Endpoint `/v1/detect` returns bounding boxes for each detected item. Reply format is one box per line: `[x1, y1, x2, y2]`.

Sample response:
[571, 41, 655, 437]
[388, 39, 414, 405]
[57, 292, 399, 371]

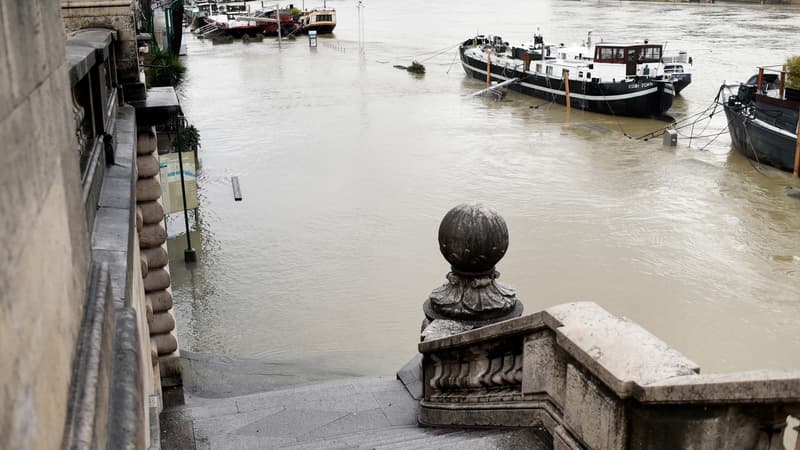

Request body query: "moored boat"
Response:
[460, 34, 675, 117]
[255, 7, 299, 36]
[189, 1, 217, 29]
[204, 1, 267, 37]
[658, 51, 692, 95]
[721, 67, 800, 173]
[299, 7, 336, 34]
[558, 32, 693, 95]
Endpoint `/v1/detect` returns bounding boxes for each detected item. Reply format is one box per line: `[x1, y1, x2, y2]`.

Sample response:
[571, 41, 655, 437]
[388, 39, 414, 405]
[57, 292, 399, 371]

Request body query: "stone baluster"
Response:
[136, 126, 180, 380]
[467, 346, 490, 389]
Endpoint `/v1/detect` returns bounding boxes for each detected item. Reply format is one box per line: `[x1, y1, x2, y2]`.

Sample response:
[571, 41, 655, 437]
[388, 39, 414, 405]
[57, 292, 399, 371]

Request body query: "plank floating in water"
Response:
[472, 78, 520, 97]
[232, 176, 242, 201]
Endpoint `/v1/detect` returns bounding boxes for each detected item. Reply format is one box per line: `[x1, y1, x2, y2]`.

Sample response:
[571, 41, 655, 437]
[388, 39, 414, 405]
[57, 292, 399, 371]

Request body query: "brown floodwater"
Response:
[169, 0, 800, 379]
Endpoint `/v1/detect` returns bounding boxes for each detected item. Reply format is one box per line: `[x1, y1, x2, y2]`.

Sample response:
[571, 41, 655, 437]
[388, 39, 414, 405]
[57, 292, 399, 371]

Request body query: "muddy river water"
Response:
[169, 0, 800, 379]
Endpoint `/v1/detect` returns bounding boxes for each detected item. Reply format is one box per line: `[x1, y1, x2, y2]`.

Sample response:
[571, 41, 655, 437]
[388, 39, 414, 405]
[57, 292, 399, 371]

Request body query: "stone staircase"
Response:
[160, 377, 548, 449]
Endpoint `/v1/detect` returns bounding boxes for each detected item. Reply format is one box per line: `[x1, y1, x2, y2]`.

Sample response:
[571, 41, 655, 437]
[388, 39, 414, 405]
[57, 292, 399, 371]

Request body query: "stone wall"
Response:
[61, 0, 141, 85]
[2, 2, 174, 448]
[0, 0, 90, 448]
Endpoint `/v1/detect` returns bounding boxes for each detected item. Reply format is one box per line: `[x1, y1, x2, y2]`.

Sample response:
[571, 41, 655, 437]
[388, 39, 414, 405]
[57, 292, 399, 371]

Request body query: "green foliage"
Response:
[287, 33, 297, 41]
[786, 55, 800, 90]
[290, 7, 301, 17]
[144, 45, 186, 88]
[175, 124, 201, 152]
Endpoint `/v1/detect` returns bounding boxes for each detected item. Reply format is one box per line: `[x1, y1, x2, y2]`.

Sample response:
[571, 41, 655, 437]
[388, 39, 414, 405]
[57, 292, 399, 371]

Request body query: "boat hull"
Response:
[460, 46, 673, 117]
[724, 100, 798, 172]
[303, 23, 336, 34]
[672, 74, 691, 95]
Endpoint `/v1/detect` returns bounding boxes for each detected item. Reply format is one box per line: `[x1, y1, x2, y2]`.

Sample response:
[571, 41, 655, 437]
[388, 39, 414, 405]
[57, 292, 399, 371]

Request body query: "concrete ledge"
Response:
[419, 312, 551, 353]
[547, 302, 699, 397]
[132, 88, 181, 127]
[65, 29, 114, 85]
[108, 307, 146, 450]
[639, 370, 800, 404]
[419, 400, 561, 429]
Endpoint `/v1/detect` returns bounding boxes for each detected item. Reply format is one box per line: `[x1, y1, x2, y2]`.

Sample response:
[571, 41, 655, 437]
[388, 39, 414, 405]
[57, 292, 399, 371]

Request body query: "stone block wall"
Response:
[0, 0, 90, 448]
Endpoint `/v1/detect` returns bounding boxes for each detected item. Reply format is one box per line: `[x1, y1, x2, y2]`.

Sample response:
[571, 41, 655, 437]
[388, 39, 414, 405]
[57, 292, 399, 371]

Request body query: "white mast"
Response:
[357, 0, 365, 54]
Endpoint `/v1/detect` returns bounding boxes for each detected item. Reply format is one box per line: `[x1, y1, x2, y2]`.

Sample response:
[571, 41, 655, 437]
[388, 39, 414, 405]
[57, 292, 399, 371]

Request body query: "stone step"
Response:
[377, 429, 508, 450]
[357, 426, 461, 448]
[161, 375, 550, 449]
[275, 427, 522, 450]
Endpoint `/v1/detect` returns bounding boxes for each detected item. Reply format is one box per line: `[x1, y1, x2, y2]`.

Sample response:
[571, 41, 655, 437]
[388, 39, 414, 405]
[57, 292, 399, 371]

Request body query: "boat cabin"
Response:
[594, 44, 663, 76]
[218, 2, 248, 19]
[197, 2, 217, 14]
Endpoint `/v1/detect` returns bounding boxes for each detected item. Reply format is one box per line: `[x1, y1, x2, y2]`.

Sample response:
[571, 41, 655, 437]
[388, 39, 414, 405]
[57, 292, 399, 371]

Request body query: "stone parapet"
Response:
[62, 97, 159, 449]
[61, 0, 141, 86]
[417, 302, 800, 449]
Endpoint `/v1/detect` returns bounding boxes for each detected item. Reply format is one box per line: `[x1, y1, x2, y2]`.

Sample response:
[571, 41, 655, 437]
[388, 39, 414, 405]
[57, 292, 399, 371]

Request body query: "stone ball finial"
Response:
[438, 203, 509, 274]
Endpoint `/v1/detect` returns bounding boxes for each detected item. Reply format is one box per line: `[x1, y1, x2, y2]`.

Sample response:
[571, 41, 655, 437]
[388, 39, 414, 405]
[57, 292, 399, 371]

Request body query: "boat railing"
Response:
[757, 65, 790, 98]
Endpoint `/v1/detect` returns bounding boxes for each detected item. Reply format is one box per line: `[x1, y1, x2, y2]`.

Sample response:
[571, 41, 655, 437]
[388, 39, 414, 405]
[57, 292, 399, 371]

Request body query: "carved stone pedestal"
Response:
[421, 203, 523, 339]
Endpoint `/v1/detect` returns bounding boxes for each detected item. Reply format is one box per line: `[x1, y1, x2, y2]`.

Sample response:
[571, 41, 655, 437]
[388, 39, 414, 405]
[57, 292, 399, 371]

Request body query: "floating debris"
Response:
[241, 33, 264, 43]
[407, 61, 425, 74]
[393, 61, 425, 75]
[785, 186, 800, 201]
[211, 35, 235, 45]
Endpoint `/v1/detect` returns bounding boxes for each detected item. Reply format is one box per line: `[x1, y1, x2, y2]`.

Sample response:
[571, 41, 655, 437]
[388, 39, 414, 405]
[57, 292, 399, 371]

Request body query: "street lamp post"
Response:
[176, 115, 196, 262]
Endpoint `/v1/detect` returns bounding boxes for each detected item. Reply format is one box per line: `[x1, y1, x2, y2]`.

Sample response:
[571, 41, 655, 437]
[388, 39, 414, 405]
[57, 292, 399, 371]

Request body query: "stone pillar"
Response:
[421, 203, 524, 340]
[136, 126, 180, 381]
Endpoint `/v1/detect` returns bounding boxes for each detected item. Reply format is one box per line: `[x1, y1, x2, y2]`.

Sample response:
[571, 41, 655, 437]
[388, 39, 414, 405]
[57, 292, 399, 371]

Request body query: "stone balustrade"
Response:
[415, 204, 800, 450]
[419, 302, 800, 449]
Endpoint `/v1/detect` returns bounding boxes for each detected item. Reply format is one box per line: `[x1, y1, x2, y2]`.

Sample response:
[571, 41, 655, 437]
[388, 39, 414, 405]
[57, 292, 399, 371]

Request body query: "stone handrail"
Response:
[418, 302, 800, 450]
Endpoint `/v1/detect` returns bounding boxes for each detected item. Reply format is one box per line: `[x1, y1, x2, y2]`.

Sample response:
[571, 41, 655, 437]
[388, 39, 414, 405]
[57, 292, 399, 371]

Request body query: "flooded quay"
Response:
[169, 0, 800, 382]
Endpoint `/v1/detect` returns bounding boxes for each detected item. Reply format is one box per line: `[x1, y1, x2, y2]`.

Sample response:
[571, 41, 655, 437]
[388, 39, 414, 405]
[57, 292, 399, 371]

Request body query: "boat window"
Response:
[536, 63, 542, 73]
[545, 66, 553, 76]
[578, 71, 583, 78]
[316, 14, 333, 22]
[586, 72, 591, 79]
[596, 47, 629, 63]
[638, 46, 662, 63]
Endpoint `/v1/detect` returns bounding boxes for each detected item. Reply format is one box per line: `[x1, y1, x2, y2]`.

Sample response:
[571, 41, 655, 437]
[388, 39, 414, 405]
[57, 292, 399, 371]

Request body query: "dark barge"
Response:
[459, 35, 675, 118]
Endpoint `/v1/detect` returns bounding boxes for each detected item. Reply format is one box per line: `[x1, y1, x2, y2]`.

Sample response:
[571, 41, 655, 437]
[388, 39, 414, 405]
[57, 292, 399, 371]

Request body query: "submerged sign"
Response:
[159, 152, 199, 214]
